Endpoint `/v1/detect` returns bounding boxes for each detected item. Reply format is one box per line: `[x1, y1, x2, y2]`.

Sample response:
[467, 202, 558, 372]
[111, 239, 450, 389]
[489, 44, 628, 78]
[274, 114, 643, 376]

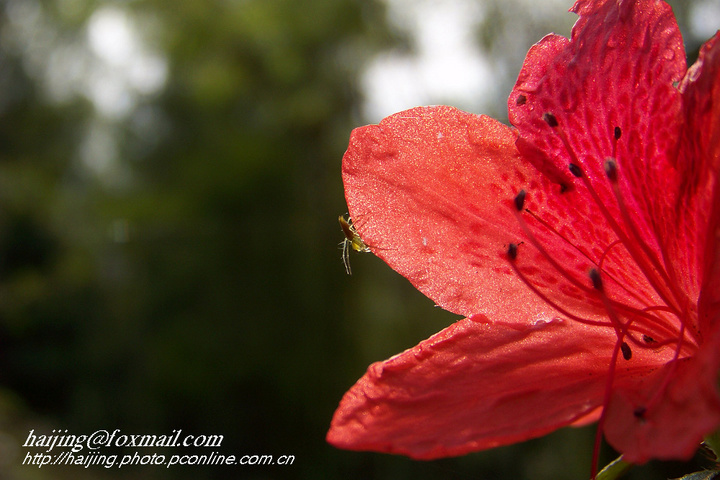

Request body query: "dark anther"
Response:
[642, 335, 656, 344]
[604, 158, 618, 182]
[543, 112, 559, 127]
[589, 268, 603, 291]
[514, 190, 526, 211]
[508, 243, 518, 261]
[568, 163, 583, 178]
[621, 341, 632, 360]
[516, 95, 527, 105]
[633, 406, 647, 419]
[614, 126, 622, 140]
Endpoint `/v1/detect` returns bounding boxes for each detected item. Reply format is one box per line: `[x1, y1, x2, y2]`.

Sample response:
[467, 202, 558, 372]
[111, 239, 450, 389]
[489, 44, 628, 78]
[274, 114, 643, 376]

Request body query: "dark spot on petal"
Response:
[516, 95, 527, 105]
[604, 158, 618, 182]
[508, 243, 518, 261]
[621, 341, 632, 360]
[614, 126, 622, 140]
[642, 335, 656, 344]
[589, 268, 603, 291]
[568, 163, 583, 178]
[633, 406, 647, 419]
[514, 190, 526, 211]
[543, 112, 559, 127]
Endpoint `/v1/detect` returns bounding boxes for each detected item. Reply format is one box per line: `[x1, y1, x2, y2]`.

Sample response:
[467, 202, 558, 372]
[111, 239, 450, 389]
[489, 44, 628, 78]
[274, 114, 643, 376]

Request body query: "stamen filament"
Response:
[527, 213, 674, 330]
[513, 207, 599, 300]
[507, 116, 699, 480]
[591, 335, 626, 480]
[577, 170, 683, 321]
[521, 207, 685, 342]
[640, 307, 691, 415]
[590, 268, 635, 480]
[506, 246, 614, 328]
[547, 122, 681, 318]
[509, 247, 680, 344]
[605, 163, 692, 338]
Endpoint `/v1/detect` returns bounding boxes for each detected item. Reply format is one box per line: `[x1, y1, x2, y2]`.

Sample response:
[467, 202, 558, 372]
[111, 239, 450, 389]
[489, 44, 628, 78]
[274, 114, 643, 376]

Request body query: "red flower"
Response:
[328, 0, 720, 472]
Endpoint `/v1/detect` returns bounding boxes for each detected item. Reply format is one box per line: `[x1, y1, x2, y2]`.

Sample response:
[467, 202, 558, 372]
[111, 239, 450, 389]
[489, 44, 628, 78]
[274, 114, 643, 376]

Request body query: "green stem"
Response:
[595, 455, 632, 480]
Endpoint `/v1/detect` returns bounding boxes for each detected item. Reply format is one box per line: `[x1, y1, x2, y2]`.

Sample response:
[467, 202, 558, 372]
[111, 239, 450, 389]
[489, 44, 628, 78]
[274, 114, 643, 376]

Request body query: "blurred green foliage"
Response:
[0, 0, 713, 479]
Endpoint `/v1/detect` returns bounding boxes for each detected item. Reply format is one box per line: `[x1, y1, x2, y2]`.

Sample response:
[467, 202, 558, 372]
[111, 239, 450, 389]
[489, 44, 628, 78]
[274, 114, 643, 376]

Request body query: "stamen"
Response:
[604, 158, 618, 183]
[603, 159, 690, 329]
[598, 244, 687, 347]
[506, 113, 699, 479]
[528, 214, 665, 331]
[568, 163, 583, 178]
[507, 243, 518, 260]
[637, 314, 690, 417]
[589, 268, 603, 292]
[572, 158, 684, 327]
[612, 127, 621, 158]
[588, 269, 629, 342]
[621, 341, 632, 360]
[540, 117, 682, 320]
[511, 197, 676, 342]
[509, 249, 673, 342]
[512, 197, 600, 299]
[633, 406, 647, 419]
[591, 336, 626, 479]
[618, 310, 683, 352]
[587, 261, 636, 480]
[543, 112, 559, 127]
[518, 193, 686, 351]
[506, 245, 613, 329]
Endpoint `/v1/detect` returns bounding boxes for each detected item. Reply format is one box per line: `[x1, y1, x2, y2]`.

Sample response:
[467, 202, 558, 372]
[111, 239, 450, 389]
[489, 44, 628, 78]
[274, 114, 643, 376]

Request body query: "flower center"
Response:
[504, 112, 698, 477]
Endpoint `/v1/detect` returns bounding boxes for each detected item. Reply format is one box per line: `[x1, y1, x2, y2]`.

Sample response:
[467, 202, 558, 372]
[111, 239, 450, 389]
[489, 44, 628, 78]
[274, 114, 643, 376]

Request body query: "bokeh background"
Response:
[0, 0, 716, 479]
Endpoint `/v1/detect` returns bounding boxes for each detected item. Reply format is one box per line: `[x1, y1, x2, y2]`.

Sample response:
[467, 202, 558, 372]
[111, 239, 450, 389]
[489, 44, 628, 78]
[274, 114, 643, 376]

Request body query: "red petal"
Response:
[510, 0, 686, 181]
[342, 106, 553, 320]
[342, 106, 666, 330]
[509, 0, 686, 185]
[604, 325, 720, 463]
[676, 32, 720, 334]
[508, 0, 686, 311]
[327, 316, 668, 459]
[601, 34, 720, 462]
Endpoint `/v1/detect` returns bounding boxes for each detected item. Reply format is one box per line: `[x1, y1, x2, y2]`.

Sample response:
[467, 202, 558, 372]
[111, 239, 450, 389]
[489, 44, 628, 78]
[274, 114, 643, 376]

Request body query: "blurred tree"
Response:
[0, 0, 398, 478]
